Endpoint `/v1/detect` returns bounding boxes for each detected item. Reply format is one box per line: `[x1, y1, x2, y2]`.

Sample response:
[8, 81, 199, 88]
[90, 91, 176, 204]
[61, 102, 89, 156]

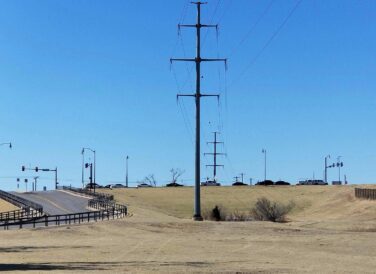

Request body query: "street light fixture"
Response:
[0, 142, 12, 149]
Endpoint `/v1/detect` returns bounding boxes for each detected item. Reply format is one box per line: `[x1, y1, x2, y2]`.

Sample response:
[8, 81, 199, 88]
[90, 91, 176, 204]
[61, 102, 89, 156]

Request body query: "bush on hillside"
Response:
[251, 197, 294, 222]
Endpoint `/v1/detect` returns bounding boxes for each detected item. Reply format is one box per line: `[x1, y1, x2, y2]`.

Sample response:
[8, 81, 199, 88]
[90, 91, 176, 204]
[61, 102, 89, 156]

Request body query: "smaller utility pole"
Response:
[324, 155, 330, 184]
[240, 173, 245, 184]
[262, 149, 267, 181]
[205, 132, 225, 184]
[126, 155, 129, 188]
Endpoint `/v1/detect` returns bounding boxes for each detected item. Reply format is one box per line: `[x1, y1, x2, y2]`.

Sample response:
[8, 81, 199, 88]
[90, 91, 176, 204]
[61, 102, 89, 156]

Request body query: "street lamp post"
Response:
[33, 176, 39, 191]
[85, 162, 94, 193]
[324, 155, 330, 184]
[81, 149, 85, 188]
[126, 156, 129, 188]
[262, 149, 267, 181]
[82, 148, 96, 186]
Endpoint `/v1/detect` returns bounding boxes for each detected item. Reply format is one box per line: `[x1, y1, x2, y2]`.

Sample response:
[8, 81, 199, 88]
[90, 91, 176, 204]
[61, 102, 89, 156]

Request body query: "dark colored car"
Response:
[274, 180, 290, 185]
[85, 183, 102, 189]
[232, 182, 248, 186]
[166, 182, 184, 187]
[256, 180, 274, 186]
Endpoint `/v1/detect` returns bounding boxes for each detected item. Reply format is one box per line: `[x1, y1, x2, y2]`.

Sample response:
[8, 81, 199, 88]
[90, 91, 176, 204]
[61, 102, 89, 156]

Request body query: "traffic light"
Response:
[24, 179, 28, 183]
[35, 167, 39, 172]
[16, 178, 20, 182]
[85, 163, 89, 168]
[22, 166, 25, 171]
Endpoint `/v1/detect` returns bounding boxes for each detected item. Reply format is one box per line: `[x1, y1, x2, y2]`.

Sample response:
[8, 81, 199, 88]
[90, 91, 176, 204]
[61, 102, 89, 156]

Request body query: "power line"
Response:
[228, 0, 276, 58]
[229, 0, 303, 88]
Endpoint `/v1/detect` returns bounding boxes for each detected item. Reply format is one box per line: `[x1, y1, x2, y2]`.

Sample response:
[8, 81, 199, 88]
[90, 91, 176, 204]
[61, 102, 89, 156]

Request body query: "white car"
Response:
[137, 183, 153, 188]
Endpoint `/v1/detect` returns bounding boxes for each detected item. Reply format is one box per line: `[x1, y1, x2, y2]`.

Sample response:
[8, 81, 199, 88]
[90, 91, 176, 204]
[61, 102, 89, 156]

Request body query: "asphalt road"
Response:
[11, 190, 91, 215]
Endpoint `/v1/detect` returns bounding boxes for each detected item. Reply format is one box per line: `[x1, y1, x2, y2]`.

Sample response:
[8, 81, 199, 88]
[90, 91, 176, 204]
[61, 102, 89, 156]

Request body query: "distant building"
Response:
[332, 181, 342, 185]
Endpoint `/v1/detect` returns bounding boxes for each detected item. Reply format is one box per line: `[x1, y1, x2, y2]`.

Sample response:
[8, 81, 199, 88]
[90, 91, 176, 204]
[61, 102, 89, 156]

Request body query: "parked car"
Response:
[85, 183, 102, 189]
[166, 182, 184, 187]
[256, 180, 274, 186]
[112, 183, 126, 188]
[274, 180, 290, 185]
[201, 180, 221, 186]
[232, 182, 248, 186]
[137, 183, 153, 188]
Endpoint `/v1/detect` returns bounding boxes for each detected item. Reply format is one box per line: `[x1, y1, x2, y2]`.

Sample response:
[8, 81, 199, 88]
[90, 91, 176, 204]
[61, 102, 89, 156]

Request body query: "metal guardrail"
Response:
[0, 190, 43, 213]
[1, 209, 126, 230]
[0, 208, 43, 222]
[0, 188, 127, 230]
[355, 188, 376, 200]
[60, 186, 114, 201]
[88, 199, 127, 214]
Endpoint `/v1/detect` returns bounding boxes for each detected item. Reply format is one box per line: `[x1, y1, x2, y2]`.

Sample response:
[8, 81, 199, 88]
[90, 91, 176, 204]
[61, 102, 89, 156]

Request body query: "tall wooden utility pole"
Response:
[171, 1, 227, 221]
[205, 132, 224, 184]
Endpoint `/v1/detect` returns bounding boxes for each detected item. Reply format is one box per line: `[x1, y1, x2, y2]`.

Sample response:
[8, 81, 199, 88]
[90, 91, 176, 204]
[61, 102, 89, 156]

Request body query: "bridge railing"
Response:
[0, 190, 43, 213]
[0, 208, 43, 223]
[59, 186, 114, 201]
[88, 199, 127, 215]
[1, 208, 126, 230]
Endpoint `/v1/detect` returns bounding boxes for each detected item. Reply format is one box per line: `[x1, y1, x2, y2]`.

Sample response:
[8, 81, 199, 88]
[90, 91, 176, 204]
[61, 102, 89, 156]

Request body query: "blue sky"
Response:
[1, 0, 375, 190]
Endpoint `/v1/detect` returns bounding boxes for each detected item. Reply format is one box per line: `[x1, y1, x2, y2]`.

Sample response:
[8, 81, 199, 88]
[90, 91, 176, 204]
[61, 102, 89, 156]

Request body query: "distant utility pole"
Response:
[125, 155, 129, 188]
[33, 176, 39, 192]
[204, 132, 225, 184]
[324, 155, 330, 184]
[240, 173, 245, 184]
[171, 1, 227, 221]
[262, 149, 267, 181]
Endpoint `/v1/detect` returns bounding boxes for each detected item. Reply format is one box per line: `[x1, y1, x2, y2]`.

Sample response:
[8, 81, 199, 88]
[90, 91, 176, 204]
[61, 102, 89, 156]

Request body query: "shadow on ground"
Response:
[0, 261, 214, 271]
[0, 246, 92, 253]
[0, 262, 110, 271]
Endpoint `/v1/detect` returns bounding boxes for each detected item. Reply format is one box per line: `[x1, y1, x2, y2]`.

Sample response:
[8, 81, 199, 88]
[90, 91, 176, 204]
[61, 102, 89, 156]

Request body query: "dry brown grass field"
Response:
[0, 198, 19, 212]
[0, 185, 375, 273]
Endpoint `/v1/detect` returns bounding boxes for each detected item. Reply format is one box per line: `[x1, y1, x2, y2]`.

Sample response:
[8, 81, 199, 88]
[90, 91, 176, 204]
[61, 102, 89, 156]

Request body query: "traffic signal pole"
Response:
[21, 166, 58, 189]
